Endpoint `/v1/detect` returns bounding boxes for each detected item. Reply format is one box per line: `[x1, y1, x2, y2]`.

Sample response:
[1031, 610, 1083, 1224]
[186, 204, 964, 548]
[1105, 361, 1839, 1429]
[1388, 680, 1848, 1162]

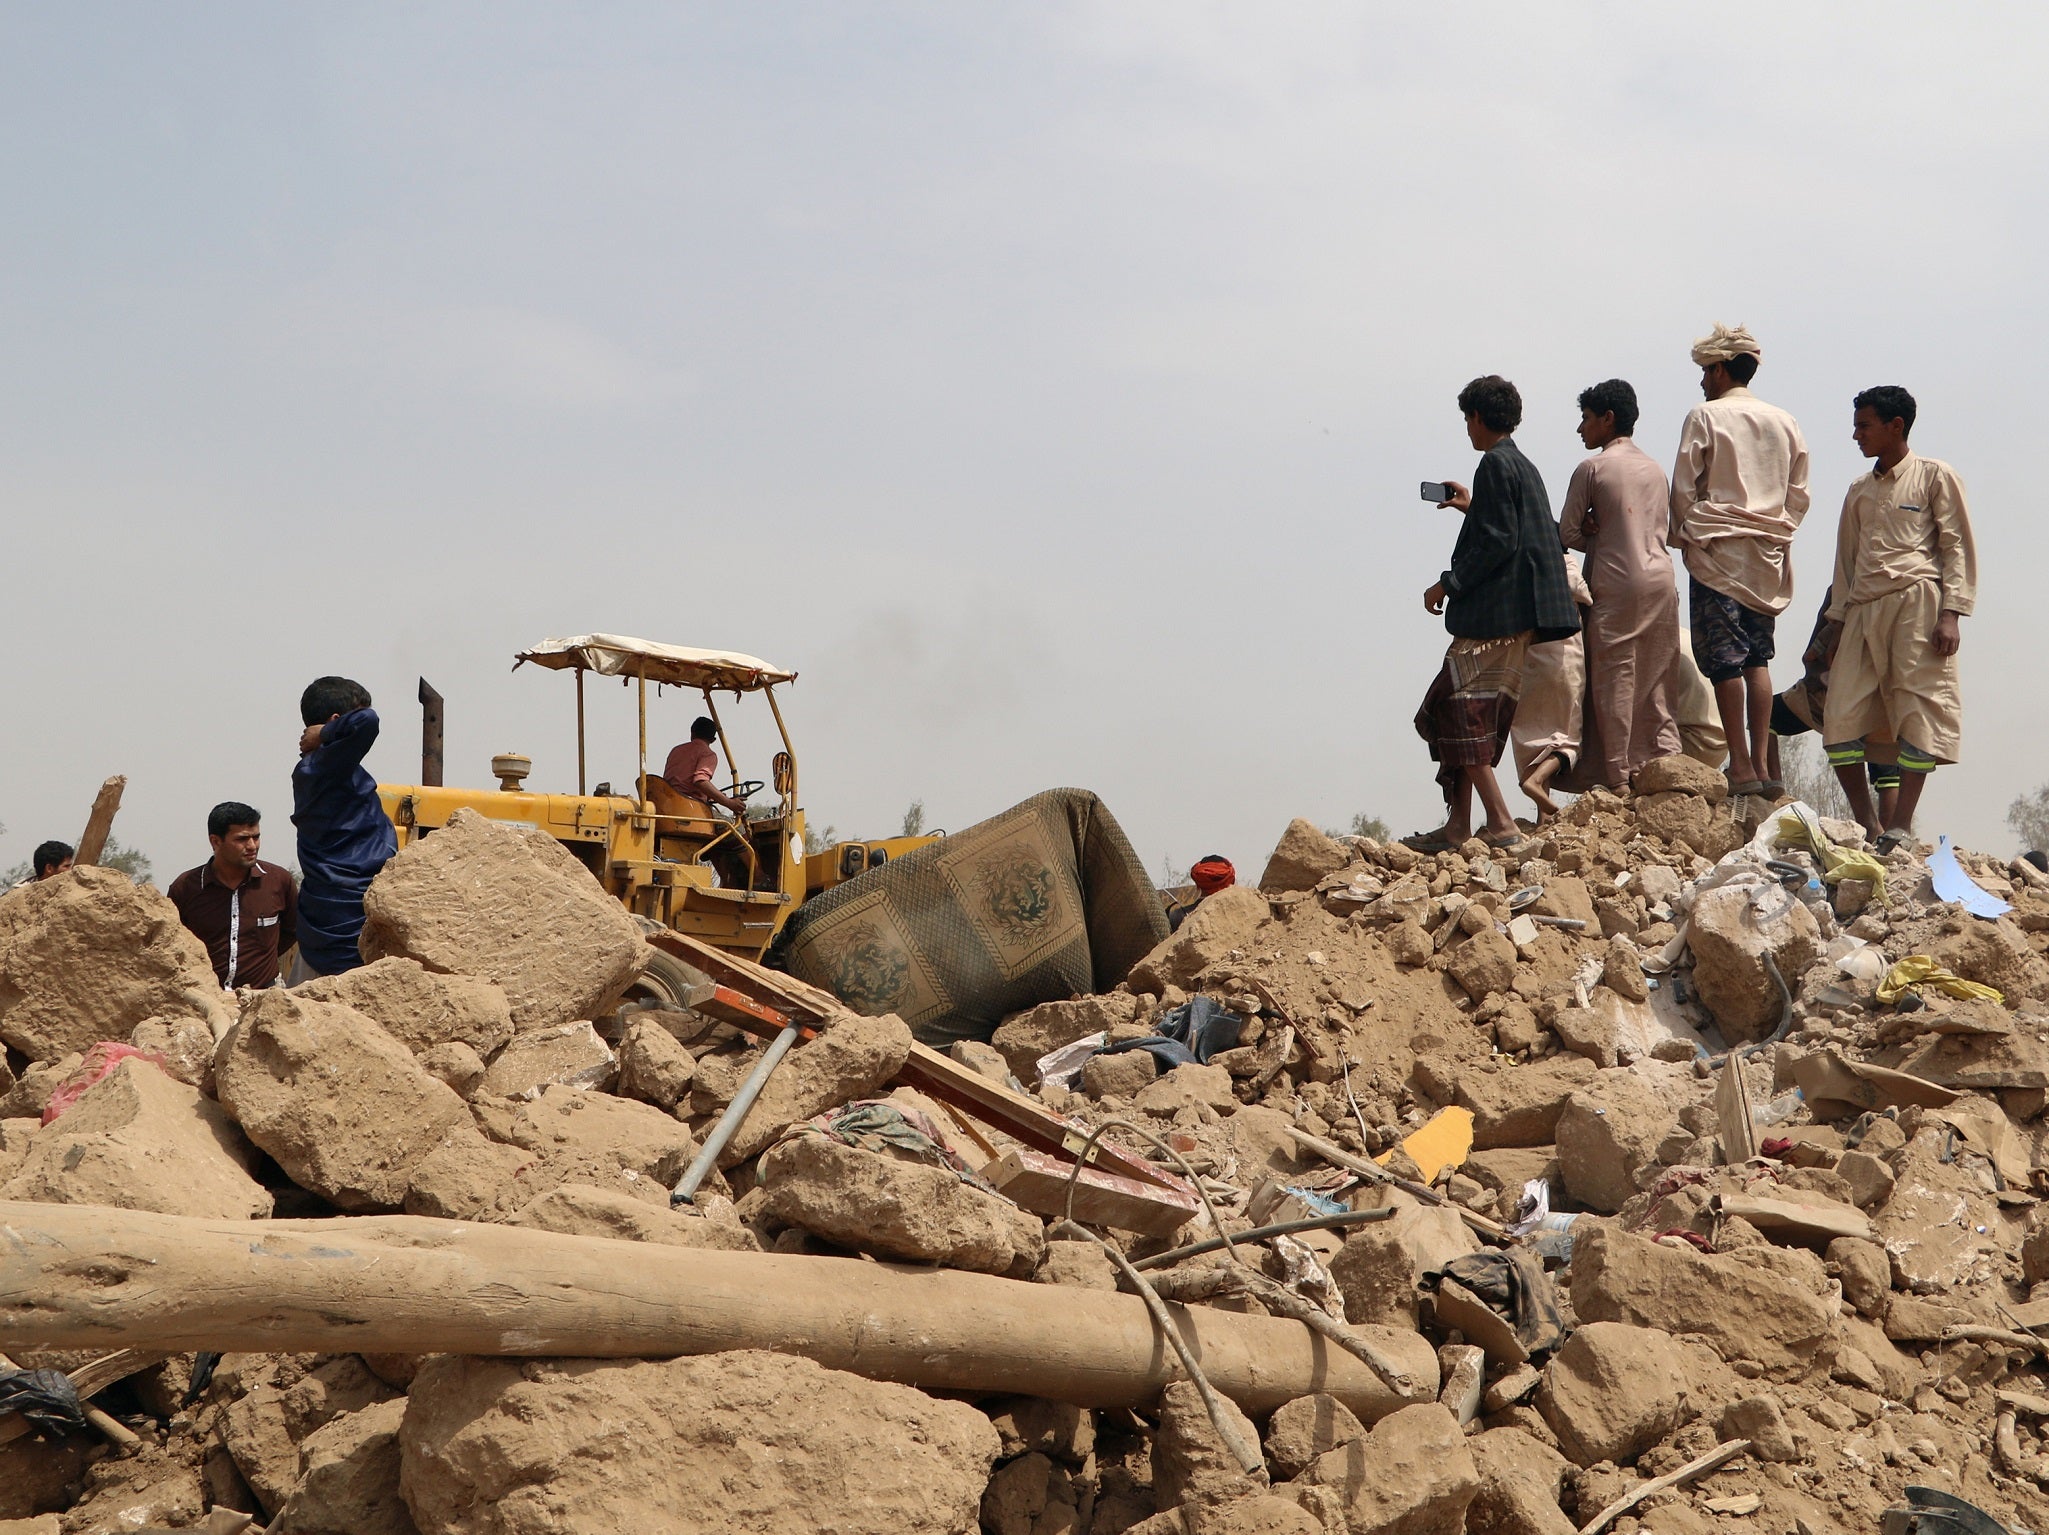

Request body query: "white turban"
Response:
[1691, 323, 1762, 367]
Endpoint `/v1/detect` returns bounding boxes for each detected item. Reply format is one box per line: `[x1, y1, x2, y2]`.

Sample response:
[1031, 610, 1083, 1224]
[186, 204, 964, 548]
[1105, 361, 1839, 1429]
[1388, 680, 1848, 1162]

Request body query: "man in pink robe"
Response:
[1558, 378, 1683, 789]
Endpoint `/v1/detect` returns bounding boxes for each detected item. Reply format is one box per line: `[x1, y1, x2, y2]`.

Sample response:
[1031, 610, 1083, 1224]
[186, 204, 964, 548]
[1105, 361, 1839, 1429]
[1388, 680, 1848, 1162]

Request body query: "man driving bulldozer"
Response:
[663, 717, 749, 816]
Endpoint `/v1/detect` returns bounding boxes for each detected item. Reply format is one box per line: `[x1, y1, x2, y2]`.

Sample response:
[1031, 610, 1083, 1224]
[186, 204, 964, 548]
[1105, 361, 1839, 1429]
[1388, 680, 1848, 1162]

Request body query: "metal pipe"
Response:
[764, 684, 796, 815]
[1132, 1204, 1398, 1271]
[418, 678, 444, 787]
[575, 669, 587, 795]
[700, 689, 759, 889]
[636, 665, 648, 808]
[671, 1022, 803, 1204]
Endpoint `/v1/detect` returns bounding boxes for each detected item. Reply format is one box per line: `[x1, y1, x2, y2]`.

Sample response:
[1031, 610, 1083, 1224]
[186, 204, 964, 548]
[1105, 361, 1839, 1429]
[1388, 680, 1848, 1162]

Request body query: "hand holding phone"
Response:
[1420, 481, 1451, 504]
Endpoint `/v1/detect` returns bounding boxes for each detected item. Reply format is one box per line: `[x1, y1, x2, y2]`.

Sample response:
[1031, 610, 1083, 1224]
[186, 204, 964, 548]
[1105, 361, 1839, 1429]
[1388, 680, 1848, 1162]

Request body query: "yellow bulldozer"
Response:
[377, 634, 937, 1004]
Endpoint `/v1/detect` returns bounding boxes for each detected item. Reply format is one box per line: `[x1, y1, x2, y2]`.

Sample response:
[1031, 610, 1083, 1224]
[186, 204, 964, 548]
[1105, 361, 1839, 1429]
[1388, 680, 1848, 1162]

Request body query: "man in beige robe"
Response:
[1822, 385, 1976, 851]
[1669, 324, 1810, 798]
[1513, 555, 1594, 818]
[1559, 378, 1682, 788]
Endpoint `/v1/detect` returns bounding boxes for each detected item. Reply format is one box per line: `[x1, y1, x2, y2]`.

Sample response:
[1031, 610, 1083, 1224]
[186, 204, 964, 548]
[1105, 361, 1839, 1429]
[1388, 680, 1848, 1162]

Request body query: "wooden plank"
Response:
[73, 775, 127, 867]
[983, 1147, 1200, 1238]
[1714, 1053, 1758, 1164]
[647, 928, 840, 1025]
[895, 1041, 1191, 1195]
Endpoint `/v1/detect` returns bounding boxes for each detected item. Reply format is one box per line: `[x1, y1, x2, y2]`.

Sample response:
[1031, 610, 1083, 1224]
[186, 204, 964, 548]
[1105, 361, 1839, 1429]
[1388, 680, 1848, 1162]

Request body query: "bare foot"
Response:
[1520, 774, 1559, 819]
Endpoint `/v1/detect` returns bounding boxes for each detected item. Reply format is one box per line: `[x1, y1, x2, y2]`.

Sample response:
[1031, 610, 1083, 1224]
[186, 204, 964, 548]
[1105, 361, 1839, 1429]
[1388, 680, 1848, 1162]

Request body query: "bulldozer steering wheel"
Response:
[725, 779, 767, 802]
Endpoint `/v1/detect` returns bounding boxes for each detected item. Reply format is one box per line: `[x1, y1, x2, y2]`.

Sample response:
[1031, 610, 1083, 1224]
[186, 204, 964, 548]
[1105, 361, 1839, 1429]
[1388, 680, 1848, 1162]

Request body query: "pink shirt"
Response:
[663, 739, 720, 796]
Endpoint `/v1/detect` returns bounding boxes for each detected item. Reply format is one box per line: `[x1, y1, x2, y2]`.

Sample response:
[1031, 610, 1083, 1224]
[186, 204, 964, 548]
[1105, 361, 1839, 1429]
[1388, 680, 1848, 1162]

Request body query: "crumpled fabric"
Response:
[1096, 995, 1244, 1071]
[1771, 804, 1890, 901]
[1876, 955, 2003, 1005]
[1690, 321, 1762, 365]
[0, 1368, 88, 1440]
[1434, 1249, 1564, 1357]
[781, 1099, 998, 1193]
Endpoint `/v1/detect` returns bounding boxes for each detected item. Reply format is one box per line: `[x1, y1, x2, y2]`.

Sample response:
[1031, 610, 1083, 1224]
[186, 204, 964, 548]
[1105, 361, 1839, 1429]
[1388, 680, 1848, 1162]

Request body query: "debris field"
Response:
[3, 769, 2049, 1534]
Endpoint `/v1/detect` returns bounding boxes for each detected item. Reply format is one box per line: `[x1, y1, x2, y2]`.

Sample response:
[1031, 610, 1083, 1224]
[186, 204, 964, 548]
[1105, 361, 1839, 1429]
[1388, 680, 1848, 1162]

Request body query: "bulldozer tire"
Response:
[626, 947, 712, 1009]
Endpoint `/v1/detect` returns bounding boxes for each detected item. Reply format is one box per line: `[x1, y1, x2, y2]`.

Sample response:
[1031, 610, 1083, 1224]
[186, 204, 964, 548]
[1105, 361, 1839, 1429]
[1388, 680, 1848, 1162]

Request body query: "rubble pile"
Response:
[4, 760, 2049, 1533]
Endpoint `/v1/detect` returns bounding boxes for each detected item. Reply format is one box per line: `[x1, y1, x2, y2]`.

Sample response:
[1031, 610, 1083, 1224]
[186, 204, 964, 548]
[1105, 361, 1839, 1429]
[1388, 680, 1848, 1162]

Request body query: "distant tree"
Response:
[803, 822, 840, 856]
[1159, 853, 1189, 888]
[2010, 784, 2049, 853]
[1327, 812, 1392, 842]
[901, 799, 926, 838]
[0, 860, 24, 887]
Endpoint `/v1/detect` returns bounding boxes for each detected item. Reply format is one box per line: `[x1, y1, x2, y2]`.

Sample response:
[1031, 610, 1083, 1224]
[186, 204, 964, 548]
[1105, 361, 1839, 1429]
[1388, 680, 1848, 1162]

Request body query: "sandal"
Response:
[1757, 779, 1785, 799]
[1874, 829, 1909, 855]
[1400, 830, 1459, 854]
[1727, 779, 1766, 798]
[1481, 827, 1532, 851]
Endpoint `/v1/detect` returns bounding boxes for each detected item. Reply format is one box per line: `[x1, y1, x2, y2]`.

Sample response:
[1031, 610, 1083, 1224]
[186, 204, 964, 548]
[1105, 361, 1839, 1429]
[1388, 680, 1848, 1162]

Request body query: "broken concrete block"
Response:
[1835, 1148, 1897, 1210]
[1569, 1223, 1839, 1380]
[1601, 936, 1650, 1004]
[759, 1132, 1043, 1275]
[1262, 1392, 1365, 1481]
[981, 1452, 1084, 1535]
[509, 1183, 758, 1251]
[1125, 886, 1269, 995]
[1080, 1048, 1157, 1100]
[417, 1040, 486, 1097]
[990, 993, 1143, 1081]
[984, 1397, 1095, 1464]
[1465, 1425, 1574, 1535]
[614, 1018, 697, 1108]
[1456, 1055, 1596, 1150]
[0, 865, 230, 1061]
[1152, 1379, 1262, 1514]
[473, 1084, 695, 1187]
[128, 1013, 218, 1091]
[718, 1011, 913, 1167]
[1260, 819, 1351, 893]
[948, 1038, 1015, 1085]
[1446, 928, 1518, 1002]
[1828, 1236, 1892, 1317]
[398, 1350, 999, 1535]
[216, 989, 470, 1212]
[1687, 882, 1820, 1042]
[1537, 1321, 1693, 1466]
[1553, 1062, 1694, 1213]
[1635, 791, 1712, 851]
[400, 1128, 535, 1221]
[1133, 1062, 1235, 1115]
[270, 1398, 414, 1535]
[477, 1021, 617, 1100]
[1300, 1402, 1479, 1535]
[1632, 753, 1727, 804]
[1718, 1394, 1799, 1463]
[297, 955, 514, 1059]
[1037, 1239, 1119, 1291]
[0, 1056, 270, 1219]
[1873, 1132, 2006, 1294]
[1329, 1203, 1478, 1329]
[359, 807, 648, 1033]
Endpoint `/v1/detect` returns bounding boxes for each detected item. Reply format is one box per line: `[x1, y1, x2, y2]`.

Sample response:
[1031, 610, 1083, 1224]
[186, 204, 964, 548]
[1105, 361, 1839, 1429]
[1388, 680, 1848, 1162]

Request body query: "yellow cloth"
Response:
[1771, 805, 1891, 900]
[1690, 322, 1762, 365]
[1876, 954, 2002, 1005]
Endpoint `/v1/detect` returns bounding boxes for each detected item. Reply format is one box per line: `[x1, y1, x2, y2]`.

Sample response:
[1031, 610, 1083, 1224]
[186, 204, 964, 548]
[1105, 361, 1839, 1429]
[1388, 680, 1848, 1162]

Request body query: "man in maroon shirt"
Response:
[168, 802, 299, 990]
[662, 717, 749, 815]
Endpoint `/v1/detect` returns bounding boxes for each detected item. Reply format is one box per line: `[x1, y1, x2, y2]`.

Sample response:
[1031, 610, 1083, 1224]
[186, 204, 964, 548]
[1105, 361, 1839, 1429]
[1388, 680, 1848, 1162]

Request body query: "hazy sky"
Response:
[4, 3, 2045, 887]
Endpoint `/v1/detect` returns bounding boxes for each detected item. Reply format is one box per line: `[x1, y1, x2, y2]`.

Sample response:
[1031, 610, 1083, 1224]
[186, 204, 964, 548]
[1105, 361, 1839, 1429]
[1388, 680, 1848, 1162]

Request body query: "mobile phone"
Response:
[1421, 481, 1451, 503]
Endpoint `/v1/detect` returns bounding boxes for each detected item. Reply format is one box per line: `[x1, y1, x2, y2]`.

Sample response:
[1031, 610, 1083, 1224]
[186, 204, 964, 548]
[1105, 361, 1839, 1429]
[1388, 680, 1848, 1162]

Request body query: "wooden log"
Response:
[73, 776, 127, 867]
[0, 1202, 1436, 1421]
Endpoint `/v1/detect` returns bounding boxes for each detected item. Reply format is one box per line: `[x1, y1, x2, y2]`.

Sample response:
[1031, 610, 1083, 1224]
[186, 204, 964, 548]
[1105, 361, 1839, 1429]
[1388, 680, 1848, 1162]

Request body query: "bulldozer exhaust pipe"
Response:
[419, 677, 444, 787]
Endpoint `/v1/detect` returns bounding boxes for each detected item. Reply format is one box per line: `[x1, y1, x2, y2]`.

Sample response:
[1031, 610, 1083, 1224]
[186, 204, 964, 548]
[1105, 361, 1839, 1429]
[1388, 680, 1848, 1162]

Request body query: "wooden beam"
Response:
[74, 776, 127, 867]
[982, 1147, 1199, 1237]
[0, 1202, 1435, 1422]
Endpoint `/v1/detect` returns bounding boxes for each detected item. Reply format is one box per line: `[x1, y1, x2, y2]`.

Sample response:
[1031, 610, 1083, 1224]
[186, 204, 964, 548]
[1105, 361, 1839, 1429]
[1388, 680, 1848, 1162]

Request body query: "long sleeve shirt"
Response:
[1440, 437, 1582, 643]
[1667, 387, 1811, 615]
[291, 707, 399, 974]
[1559, 437, 1675, 603]
[1824, 452, 1977, 620]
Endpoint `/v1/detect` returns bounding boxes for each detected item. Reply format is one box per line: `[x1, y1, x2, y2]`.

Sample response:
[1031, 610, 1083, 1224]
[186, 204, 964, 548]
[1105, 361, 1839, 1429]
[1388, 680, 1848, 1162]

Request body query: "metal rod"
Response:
[418, 678, 444, 787]
[1133, 1205, 1397, 1271]
[671, 1022, 802, 1204]
[575, 669, 587, 795]
[636, 665, 648, 807]
[764, 684, 796, 813]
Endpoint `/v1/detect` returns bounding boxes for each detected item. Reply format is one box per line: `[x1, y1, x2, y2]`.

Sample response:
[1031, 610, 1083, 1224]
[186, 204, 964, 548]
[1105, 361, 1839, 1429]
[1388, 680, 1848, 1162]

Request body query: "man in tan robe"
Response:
[1559, 378, 1682, 789]
[1513, 554, 1594, 818]
[1669, 324, 1810, 798]
[1822, 385, 1976, 851]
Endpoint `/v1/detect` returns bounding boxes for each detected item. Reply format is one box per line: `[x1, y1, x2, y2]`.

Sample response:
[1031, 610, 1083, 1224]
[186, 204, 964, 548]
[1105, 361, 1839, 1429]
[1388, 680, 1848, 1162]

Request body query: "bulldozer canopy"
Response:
[515, 634, 798, 692]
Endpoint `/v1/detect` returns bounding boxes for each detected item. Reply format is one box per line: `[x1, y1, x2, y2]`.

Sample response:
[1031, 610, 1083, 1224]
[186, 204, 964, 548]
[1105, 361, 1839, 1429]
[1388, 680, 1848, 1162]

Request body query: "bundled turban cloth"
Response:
[1690, 322, 1762, 367]
[1190, 856, 1236, 896]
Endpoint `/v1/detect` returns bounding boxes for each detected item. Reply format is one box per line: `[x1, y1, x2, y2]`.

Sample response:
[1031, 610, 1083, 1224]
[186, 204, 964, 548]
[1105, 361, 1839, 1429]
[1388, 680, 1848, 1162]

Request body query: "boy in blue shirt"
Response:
[288, 676, 399, 983]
